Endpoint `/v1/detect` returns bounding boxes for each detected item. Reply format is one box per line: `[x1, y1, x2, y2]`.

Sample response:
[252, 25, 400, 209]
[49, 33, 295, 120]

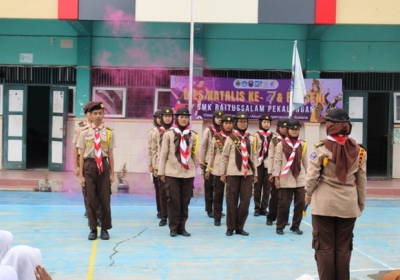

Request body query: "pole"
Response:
[188, 0, 195, 119]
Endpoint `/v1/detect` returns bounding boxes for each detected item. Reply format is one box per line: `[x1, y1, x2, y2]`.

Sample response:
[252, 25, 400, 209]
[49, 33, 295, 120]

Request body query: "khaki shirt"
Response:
[157, 130, 198, 178]
[220, 134, 258, 177]
[200, 127, 215, 167]
[272, 140, 308, 188]
[72, 119, 89, 144]
[254, 131, 275, 168]
[147, 128, 157, 167]
[76, 125, 116, 158]
[154, 128, 165, 169]
[205, 135, 226, 176]
[305, 142, 367, 218]
[267, 135, 281, 172]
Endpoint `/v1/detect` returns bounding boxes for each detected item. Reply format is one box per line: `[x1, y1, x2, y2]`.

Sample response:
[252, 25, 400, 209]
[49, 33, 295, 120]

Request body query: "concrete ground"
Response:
[0, 191, 399, 280]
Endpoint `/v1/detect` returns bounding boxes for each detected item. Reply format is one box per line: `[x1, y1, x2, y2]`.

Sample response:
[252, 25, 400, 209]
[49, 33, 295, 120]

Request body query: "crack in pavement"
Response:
[108, 227, 148, 267]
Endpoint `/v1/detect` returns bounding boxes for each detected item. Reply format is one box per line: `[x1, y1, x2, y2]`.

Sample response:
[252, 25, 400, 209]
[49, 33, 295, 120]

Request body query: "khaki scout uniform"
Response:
[205, 133, 227, 222]
[77, 125, 116, 231]
[148, 127, 161, 216]
[154, 128, 168, 219]
[272, 140, 307, 231]
[266, 134, 281, 223]
[220, 134, 258, 232]
[200, 126, 218, 215]
[253, 131, 275, 215]
[158, 129, 198, 232]
[305, 142, 367, 280]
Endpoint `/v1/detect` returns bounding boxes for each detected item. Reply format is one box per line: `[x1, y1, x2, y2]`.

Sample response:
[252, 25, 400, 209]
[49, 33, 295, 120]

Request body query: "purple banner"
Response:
[170, 76, 342, 122]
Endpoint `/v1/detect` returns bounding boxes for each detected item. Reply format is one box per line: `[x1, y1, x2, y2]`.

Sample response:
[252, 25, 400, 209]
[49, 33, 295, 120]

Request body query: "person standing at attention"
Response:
[148, 109, 162, 219]
[200, 110, 224, 218]
[158, 107, 198, 237]
[77, 102, 116, 240]
[205, 114, 234, 226]
[253, 114, 274, 217]
[220, 112, 257, 236]
[305, 108, 366, 280]
[272, 119, 307, 235]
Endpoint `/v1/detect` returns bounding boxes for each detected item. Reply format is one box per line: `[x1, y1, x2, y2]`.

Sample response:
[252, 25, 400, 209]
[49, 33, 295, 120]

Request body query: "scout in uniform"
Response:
[305, 108, 367, 280]
[72, 101, 94, 217]
[200, 110, 224, 218]
[158, 107, 198, 237]
[272, 119, 307, 235]
[153, 107, 174, 227]
[220, 112, 257, 236]
[148, 109, 162, 219]
[266, 118, 288, 225]
[253, 114, 274, 217]
[77, 102, 116, 240]
[205, 114, 233, 226]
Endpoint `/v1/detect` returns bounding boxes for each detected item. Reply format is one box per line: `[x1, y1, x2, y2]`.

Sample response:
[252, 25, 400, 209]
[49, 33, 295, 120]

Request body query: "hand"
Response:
[79, 176, 85, 186]
[74, 167, 80, 177]
[268, 174, 273, 182]
[305, 194, 312, 204]
[110, 173, 114, 183]
[200, 164, 207, 171]
[253, 176, 258, 184]
[160, 175, 166, 182]
[35, 265, 53, 280]
[149, 166, 154, 173]
[205, 171, 210, 180]
[153, 169, 158, 177]
[220, 175, 226, 183]
[274, 177, 280, 188]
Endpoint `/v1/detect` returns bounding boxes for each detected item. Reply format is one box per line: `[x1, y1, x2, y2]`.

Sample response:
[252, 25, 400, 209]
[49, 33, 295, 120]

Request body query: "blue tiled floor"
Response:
[0, 191, 399, 279]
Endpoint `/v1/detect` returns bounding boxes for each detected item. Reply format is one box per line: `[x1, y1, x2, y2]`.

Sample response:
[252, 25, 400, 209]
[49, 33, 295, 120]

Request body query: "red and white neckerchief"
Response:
[173, 126, 191, 170]
[159, 126, 166, 133]
[327, 134, 347, 145]
[233, 130, 249, 178]
[280, 137, 301, 178]
[92, 123, 105, 173]
[210, 125, 217, 135]
[258, 130, 271, 162]
[277, 134, 283, 141]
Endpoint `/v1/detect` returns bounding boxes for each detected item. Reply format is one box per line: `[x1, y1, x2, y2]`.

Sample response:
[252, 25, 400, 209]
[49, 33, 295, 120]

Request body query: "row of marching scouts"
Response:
[148, 107, 307, 237]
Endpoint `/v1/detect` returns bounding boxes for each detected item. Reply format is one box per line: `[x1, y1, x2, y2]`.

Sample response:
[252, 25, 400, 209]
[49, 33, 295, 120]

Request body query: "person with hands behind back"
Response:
[157, 107, 198, 237]
[272, 119, 307, 235]
[77, 102, 116, 241]
[220, 112, 257, 237]
[305, 108, 367, 280]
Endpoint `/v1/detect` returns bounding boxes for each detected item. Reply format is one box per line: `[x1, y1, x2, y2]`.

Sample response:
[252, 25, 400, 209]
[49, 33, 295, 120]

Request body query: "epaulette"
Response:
[78, 121, 85, 127]
[106, 127, 113, 131]
[82, 127, 89, 131]
[191, 130, 198, 134]
[315, 141, 324, 148]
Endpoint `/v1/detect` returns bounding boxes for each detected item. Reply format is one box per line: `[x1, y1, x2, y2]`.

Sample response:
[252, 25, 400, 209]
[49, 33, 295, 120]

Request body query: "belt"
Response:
[84, 157, 108, 161]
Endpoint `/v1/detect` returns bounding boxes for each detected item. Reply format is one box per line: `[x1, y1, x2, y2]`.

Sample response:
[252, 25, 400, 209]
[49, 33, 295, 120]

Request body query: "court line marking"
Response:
[87, 235, 98, 280]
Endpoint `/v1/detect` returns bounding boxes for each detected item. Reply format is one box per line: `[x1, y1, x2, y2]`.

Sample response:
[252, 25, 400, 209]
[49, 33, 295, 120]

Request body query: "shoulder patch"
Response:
[106, 127, 113, 131]
[309, 152, 317, 160]
[315, 141, 324, 148]
[78, 121, 85, 127]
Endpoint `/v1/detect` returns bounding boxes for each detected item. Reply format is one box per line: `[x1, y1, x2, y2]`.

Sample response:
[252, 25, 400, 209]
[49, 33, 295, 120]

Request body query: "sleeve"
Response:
[150, 130, 159, 168]
[267, 140, 275, 172]
[72, 125, 80, 144]
[355, 151, 367, 212]
[108, 130, 116, 149]
[255, 133, 261, 162]
[220, 138, 231, 175]
[305, 146, 323, 196]
[147, 130, 153, 167]
[191, 132, 198, 163]
[199, 128, 210, 166]
[302, 142, 308, 172]
[205, 138, 216, 172]
[157, 132, 170, 176]
[76, 130, 86, 150]
[272, 142, 283, 177]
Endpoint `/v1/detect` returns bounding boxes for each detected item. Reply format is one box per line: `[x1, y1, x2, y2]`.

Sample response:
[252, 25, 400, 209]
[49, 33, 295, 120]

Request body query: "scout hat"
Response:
[324, 108, 350, 123]
[233, 111, 249, 119]
[153, 109, 162, 118]
[83, 101, 96, 114]
[87, 102, 104, 113]
[277, 118, 288, 127]
[220, 114, 233, 123]
[174, 107, 191, 116]
[160, 107, 174, 115]
[212, 110, 224, 118]
[286, 119, 302, 130]
[259, 114, 272, 121]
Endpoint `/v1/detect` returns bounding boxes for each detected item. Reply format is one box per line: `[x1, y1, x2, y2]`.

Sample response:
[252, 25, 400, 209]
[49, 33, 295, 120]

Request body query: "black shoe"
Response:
[100, 229, 110, 240]
[97, 218, 102, 227]
[207, 211, 214, 218]
[276, 229, 284, 235]
[159, 218, 167, 227]
[214, 220, 221, 226]
[178, 230, 191, 237]
[266, 220, 273, 226]
[221, 212, 226, 217]
[286, 222, 291, 226]
[88, 230, 97, 240]
[170, 230, 178, 237]
[235, 229, 249, 236]
[226, 229, 234, 236]
[260, 211, 268, 216]
[290, 228, 303, 235]
[157, 213, 162, 219]
[254, 211, 260, 217]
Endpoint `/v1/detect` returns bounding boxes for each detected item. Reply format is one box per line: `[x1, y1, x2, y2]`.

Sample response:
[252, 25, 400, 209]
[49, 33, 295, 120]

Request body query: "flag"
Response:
[288, 40, 307, 118]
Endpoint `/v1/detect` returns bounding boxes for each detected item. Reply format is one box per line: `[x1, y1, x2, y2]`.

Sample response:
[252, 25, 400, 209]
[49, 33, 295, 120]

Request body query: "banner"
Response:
[170, 76, 343, 122]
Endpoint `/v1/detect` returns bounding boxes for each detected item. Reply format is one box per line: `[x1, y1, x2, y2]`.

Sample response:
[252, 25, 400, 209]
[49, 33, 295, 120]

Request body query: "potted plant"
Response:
[39, 171, 52, 192]
[117, 163, 129, 194]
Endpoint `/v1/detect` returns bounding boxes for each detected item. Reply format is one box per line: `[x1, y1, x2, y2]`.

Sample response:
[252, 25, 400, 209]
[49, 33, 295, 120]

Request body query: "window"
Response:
[92, 87, 127, 118]
[394, 93, 400, 123]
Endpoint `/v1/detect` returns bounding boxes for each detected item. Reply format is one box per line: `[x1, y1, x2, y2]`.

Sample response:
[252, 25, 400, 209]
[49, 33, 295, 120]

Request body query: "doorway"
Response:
[367, 92, 389, 177]
[26, 86, 50, 169]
